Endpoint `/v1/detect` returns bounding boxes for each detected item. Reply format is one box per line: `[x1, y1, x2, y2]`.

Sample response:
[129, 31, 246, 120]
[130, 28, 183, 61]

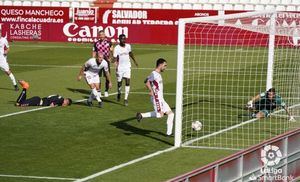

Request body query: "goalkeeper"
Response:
[246, 88, 295, 121]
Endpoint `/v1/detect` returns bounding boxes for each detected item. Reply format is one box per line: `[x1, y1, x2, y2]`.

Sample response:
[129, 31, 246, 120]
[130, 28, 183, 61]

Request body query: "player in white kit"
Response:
[77, 53, 112, 108]
[113, 34, 138, 106]
[0, 29, 18, 91]
[136, 58, 174, 136]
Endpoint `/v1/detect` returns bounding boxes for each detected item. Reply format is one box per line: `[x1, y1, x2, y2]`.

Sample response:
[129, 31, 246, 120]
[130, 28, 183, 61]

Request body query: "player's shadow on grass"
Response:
[111, 117, 173, 146]
[67, 88, 90, 95]
[0, 87, 14, 91]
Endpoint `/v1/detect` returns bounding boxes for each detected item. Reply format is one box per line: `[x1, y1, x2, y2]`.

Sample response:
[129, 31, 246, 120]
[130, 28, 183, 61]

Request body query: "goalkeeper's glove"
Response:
[247, 100, 253, 108]
[289, 116, 296, 122]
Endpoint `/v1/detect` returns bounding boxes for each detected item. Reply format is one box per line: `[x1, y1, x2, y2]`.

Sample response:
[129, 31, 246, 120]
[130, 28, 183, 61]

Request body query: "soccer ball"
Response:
[192, 121, 202, 131]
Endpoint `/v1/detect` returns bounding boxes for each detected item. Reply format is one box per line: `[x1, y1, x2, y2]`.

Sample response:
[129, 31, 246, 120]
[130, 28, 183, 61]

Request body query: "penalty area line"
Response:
[74, 146, 178, 182]
[0, 174, 78, 181]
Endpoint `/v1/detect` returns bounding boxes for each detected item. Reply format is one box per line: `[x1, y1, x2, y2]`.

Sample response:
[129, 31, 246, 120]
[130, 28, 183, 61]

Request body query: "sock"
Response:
[117, 82, 122, 94]
[105, 79, 109, 92]
[8, 73, 17, 86]
[16, 89, 26, 103]
[92, 88, 101, 102]
[141, 111, 157, 118]
[98, 90, 102, 98]
[166, 112, 174, 135]
[125, 86, 130, 100]
[88, 91, 95, 102]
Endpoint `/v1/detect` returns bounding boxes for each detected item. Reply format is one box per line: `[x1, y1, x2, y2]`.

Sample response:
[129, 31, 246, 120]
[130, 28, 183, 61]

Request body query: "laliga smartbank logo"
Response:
[248, 145, 294, 181]
[261, 145, 282, 166]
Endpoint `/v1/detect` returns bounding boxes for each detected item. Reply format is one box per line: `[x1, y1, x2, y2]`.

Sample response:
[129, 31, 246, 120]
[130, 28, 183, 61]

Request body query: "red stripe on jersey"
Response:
[151, 80, 161, 113]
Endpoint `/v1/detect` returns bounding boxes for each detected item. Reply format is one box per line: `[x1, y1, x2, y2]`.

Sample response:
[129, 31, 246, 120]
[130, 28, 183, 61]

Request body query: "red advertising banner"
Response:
[0, 6, 69, 41]
[65, 8, 218, 44]
[73, 7, 97, 23]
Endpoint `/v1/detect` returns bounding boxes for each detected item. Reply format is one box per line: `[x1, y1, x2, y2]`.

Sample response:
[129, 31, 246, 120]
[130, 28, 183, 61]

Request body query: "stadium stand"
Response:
[0, 0, 299, 11]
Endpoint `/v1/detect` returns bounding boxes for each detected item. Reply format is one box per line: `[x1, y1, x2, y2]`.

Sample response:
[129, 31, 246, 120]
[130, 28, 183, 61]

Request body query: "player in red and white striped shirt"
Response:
[136, 58, 174, 136]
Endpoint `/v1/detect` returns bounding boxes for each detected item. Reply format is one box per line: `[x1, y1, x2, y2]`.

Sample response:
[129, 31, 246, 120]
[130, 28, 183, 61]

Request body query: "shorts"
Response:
[151, 96, 171, 117]
[0, 56, 9, 72]
[116, 69, 131, 82]
[99, 61, 111, 77]
[84, 72, 100, 84]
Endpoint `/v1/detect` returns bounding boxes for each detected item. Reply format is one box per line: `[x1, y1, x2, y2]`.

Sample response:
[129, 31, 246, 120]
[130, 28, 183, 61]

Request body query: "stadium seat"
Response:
[152, 3, 162, 9]
[219, 0, 229, 3]
[202, 4, 213, 10]
[12, 0, 22, 6]
[260, 0, 270, 4]
[142, 2, 152, 9]
[224, 4, 234, 10]
[61, 1, 70, 7]
[244, 4, 254, 10]
[172, 3, 182, 9]
[178, 0, 188, 3]
[22, 1, 31, 6]
[162, 3, 172, 9]
[250, 0, 260, 4]
[254, 4, 265, 10]
[51, 1, 61, 7]
[239, 0, 249, 4]
[41, 1, 51, 7]
[188, 0, 198, 3]
[265, 4, 276, 10]
[291, 0, 298, 5]
[3, 0, 12, 6]
[113, 2, 122, 8]
[234, 4, 244, 10]
[269, 0, 280, 4]
[228, 0, 239, 3]
[122, 2, 132, 8]
[213, 4, 223, 10]
[199, 0, 209, 3]
[192, 4, 202, 9]
[182, 3, 192, 9]
[80, 2, 90, 7]
[286, 5, 296, 11]
[71, 2, 80, 7]
[276, 5, 286, 11]
[32, 1, 41, 6]
[132, 2, 142, 8]
[281, 0, 292, 5]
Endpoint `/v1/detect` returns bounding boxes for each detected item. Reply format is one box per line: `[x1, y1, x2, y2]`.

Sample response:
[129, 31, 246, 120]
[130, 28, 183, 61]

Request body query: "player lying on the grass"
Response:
[136, 58, 174, 136]
[0, 28, 19, 91]
[113, 34, 138, 106]
[15, 80, 72, 107]
[77, 53, 112, 108]
[246, 87, 295, 121]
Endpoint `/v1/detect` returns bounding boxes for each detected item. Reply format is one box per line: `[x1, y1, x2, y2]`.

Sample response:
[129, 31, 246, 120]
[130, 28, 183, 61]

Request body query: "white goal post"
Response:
[175, 11, 300, 148]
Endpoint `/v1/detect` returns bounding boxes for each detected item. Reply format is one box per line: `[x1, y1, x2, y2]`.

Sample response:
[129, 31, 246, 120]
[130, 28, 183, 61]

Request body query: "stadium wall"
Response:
[0, 6, 299, 45]
[168, 128, 300, 182]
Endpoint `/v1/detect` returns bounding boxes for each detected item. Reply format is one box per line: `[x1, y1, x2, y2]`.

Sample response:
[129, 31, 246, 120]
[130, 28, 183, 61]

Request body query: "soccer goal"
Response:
[175, 11, 300, 150]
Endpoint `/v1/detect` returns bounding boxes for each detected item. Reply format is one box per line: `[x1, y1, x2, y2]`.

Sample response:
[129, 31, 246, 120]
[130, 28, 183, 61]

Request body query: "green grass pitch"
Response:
[0, 42, 235, 182]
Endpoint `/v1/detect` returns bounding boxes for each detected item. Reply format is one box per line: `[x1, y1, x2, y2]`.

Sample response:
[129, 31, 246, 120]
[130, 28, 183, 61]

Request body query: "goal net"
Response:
[175, 11, 300, 150]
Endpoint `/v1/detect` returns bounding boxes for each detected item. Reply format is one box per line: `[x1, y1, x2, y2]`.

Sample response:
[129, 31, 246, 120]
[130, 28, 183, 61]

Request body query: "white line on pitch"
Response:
[74, 146, 178, 182]
[0, 174, 78, 181]
[10, 64, 176, 71]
